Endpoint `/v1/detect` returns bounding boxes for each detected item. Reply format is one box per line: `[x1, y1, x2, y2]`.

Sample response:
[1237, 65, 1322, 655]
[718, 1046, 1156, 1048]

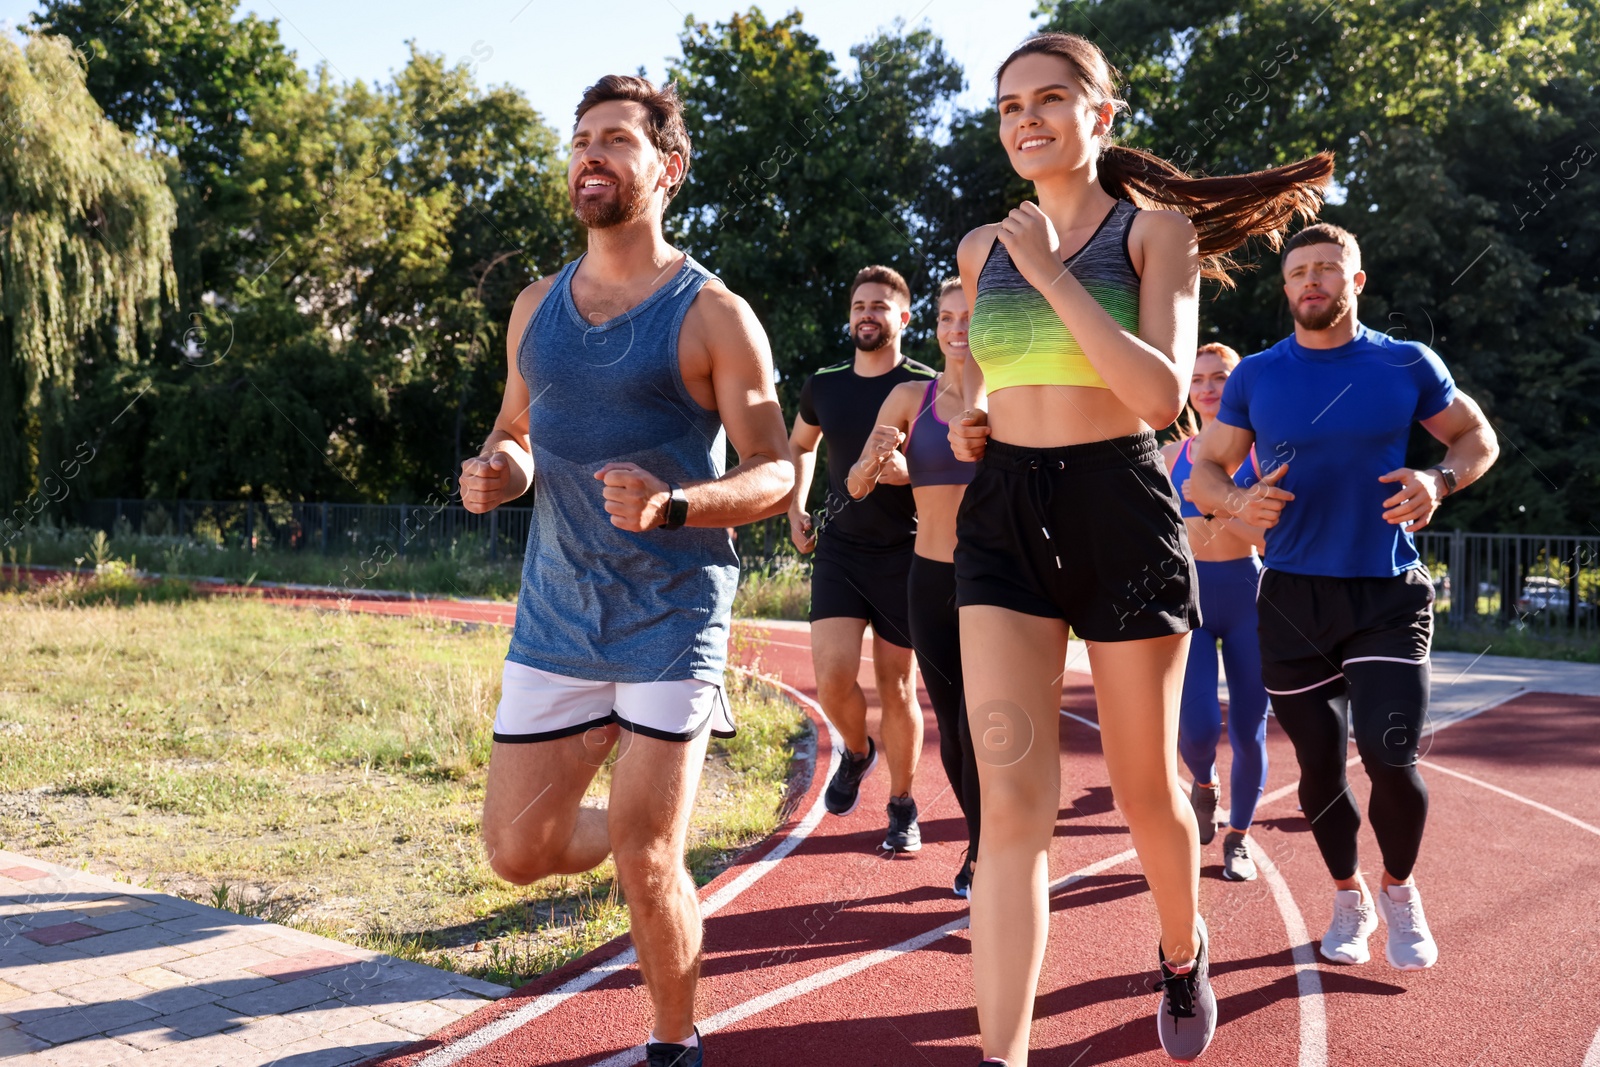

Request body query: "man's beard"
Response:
[571, 172, 650, 229]
[852, 321, 895, 352]
[1290, 289, 1352, 331]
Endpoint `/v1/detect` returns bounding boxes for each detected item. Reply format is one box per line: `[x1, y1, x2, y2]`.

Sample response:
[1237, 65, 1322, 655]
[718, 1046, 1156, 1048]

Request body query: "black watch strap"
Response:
[661, 484, 689, 530]
[1429, 465, 1458, 496]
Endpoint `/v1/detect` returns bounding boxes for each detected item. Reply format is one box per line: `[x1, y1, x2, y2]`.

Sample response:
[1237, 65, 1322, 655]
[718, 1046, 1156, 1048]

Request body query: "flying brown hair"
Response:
[997, 34, 1334, 286]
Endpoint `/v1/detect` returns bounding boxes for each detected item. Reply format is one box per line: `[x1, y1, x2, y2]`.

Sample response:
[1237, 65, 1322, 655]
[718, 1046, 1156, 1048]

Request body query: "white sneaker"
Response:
[1320, 888, 1379, 964]
[1377, 883, 1439, 970]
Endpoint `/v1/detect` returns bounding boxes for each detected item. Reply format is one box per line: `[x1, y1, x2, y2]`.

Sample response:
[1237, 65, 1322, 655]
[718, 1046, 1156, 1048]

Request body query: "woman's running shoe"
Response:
[1377, 883, 1438, 970]
[1189, 780, 1219, 846]
[953, 848, 975, 898]
[1220, 831, 1256, 882]
[1153, 916, 1217, 1061]
[1320, 888, 1379, 964]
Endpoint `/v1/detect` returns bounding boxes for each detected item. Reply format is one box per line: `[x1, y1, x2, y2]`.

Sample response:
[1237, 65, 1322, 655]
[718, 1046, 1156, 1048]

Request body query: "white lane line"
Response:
[1061, 706, 1328, 1065]
[1421, 759, 1600, 838]
[1253, 842, 1328, 1067]
[1583, 1024, 1600, 1067]
[413, 668, 842, 1067]
[587, 849, 1141, 1067]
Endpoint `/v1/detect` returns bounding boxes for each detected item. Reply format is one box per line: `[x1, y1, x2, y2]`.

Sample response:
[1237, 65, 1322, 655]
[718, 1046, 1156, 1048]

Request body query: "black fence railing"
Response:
[76, 504, 1595, 635]
[1414, 531, 1600, 637]
[80, 499, 802, 570]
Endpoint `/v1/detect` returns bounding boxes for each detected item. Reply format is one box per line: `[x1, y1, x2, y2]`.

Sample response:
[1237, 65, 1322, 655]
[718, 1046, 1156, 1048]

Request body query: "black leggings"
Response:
[1270, 659, 1431, 881]
[907, 555, 980, 856]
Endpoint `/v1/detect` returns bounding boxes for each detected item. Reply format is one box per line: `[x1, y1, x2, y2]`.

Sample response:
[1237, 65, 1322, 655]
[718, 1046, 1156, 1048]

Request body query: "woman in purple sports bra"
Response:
[846, 278, 981, 897]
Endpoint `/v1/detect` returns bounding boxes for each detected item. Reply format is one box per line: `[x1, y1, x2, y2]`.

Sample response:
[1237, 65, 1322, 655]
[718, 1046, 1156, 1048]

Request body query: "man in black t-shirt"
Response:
[788, 265, 935, 853]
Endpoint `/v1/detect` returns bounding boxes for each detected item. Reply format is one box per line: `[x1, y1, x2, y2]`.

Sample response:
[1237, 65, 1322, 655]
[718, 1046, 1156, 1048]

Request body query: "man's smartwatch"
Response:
[661, 484, 689, 530]
[1428, 465, 1458, 497]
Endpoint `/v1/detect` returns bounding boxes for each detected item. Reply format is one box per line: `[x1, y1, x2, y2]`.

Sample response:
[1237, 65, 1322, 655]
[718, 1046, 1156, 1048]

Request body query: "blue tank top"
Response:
[1169, 437, 1260, 519]
[905, 378, 975, 488]
[507, 254, 738, 684]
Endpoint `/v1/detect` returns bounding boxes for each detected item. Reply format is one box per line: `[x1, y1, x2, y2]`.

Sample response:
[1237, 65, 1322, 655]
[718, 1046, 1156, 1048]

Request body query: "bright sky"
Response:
[1, 0, 1045, 129]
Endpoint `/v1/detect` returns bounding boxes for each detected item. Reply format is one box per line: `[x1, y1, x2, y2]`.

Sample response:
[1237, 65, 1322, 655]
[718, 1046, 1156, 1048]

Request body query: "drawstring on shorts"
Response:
[1025, 456, 1067, 569]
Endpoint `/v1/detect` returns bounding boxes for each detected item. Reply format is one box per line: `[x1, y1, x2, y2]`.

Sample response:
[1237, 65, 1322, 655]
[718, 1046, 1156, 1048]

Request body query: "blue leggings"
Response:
[1179, 556, 1271, 831]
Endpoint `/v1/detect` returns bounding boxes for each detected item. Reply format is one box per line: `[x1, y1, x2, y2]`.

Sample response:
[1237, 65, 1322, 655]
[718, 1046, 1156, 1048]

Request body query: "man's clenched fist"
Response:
[595, 462, 672, 532]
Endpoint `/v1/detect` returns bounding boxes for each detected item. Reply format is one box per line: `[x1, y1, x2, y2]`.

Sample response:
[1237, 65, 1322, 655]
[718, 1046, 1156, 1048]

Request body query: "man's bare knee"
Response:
[815, 672, 859, 709]
[613, 842, 689, 905]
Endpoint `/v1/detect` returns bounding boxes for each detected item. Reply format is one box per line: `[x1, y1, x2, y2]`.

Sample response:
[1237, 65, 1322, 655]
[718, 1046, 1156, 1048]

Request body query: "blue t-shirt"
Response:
[1216, 323, 1455, 578]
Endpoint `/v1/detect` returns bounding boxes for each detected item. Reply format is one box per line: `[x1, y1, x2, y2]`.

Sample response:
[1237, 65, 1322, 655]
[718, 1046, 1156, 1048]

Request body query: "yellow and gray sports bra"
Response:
[968, 199, 1141, 392]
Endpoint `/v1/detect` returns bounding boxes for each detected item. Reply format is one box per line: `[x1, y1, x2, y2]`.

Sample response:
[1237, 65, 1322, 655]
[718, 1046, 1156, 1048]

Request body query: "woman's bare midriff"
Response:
[986, 384, 1146, 448]
[912, 484, 967, 563]
[1183, 514, 1257, 563]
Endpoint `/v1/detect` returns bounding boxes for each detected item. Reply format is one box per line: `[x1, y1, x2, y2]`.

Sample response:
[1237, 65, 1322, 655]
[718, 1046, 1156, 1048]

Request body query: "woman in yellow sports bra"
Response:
[947, 33, 1332, 1066]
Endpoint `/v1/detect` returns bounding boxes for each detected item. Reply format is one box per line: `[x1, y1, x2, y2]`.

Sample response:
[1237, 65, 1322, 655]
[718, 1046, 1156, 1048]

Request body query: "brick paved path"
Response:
[0, 851, 507, 1067]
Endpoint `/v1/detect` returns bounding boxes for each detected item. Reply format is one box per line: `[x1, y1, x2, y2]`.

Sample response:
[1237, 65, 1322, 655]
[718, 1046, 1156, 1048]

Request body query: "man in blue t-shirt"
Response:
[1188, 223, 1498, 974]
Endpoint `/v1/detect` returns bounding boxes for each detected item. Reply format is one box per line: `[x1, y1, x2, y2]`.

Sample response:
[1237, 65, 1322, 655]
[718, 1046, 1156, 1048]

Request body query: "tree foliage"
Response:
[0, 32, 176, 507]
[670, 9, 964, 405]
[8, 0, 1598, 534]
[1041, 0, 1600, 533]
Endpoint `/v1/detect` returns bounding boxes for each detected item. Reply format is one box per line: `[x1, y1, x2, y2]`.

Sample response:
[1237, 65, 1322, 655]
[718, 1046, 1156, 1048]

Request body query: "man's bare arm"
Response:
[461, 278, 551, 513]
[787, 415, 822, 553]
[1190, 421, 1293, 528]
[689, 285, 796, 525]
[1378, 390, 1499, 531]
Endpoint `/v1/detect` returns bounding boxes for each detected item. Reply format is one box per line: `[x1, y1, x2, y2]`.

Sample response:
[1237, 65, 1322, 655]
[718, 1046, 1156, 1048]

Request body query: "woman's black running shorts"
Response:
[954, 431, 1201, 643]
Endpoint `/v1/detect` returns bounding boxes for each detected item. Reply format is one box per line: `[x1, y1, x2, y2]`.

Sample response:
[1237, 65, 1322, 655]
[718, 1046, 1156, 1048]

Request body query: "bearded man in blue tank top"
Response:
[457, 75, 793, 1067]
[1188, 222, 1499, 974]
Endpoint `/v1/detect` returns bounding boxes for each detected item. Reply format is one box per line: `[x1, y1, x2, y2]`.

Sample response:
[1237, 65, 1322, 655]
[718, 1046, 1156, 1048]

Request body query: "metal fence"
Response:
[81, 499, 801, 569]
[1414, 530, 1600, 637]
[79, 503, 1594, 635]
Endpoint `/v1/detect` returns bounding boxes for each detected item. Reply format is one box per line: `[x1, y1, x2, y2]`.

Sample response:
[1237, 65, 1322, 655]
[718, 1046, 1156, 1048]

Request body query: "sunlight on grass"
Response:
[0, 591, 806, 987]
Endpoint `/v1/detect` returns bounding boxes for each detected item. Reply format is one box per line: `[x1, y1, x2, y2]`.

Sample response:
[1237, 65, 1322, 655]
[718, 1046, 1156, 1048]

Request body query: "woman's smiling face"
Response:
[996, 52, 1108, 181]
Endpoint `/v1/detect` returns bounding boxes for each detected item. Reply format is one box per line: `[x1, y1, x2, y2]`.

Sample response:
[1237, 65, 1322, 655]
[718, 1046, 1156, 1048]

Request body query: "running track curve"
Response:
[233, 588, 1599, 1067]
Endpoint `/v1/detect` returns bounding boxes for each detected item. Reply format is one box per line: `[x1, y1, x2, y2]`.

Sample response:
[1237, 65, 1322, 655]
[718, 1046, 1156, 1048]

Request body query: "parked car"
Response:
[1516, 576, 1596, 619]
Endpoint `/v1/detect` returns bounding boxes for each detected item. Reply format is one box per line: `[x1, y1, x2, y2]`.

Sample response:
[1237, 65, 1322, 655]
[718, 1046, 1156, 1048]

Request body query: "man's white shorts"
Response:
[492, 661, 737, 744]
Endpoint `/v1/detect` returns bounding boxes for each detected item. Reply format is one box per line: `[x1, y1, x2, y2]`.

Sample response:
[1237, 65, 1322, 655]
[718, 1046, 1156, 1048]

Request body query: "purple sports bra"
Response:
[905, 378, 976, 488]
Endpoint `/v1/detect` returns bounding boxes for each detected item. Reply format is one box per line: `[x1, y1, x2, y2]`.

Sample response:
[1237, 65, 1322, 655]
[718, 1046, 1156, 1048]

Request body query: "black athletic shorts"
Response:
[809, 536, 915, 648]
[1255, 567, 1434, 695]
[954, 432, 1201, 642]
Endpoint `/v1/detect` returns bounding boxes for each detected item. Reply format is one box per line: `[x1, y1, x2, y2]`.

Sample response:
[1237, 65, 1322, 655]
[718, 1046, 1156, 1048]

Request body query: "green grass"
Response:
[1433, 620, 1600, 664]
[7, 524, 524, 599]
[9, 524, 810, 610]
[0, 578, 807, 987]
[732, 556, 811, 621]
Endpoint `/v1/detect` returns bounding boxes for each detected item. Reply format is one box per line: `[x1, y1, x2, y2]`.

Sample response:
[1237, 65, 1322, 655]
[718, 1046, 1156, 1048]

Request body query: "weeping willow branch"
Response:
[0, 32, 177, 505]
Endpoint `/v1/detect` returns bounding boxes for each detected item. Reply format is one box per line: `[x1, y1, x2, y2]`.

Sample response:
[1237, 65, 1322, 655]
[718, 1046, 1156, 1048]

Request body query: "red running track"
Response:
[250, 598, 1598, 1067]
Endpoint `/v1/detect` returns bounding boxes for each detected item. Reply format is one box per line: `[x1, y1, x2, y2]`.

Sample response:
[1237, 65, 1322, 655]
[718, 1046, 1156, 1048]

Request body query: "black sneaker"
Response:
[645, 1031, 703, 1067]
[824, 737, 877, 816]
[1152, 916, 1216, 1062]
[953, 848, 975, 898]
[882, 795, 921, 852]
[1220, 830, 1256, 882]
[1189, 780, 1218, 847]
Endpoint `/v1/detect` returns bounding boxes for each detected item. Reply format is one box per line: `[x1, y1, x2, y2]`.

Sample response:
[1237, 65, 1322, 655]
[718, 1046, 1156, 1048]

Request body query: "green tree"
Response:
[1039, 0, 1600, 532]
[670, 9, 964, 411]
[103, 48, 577, 504]
[0, 33, 176, 509]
